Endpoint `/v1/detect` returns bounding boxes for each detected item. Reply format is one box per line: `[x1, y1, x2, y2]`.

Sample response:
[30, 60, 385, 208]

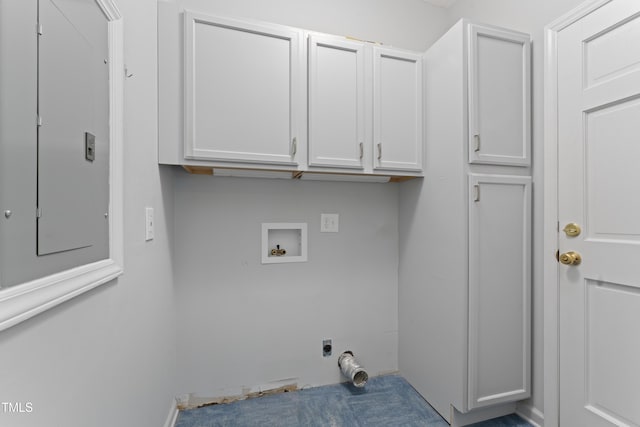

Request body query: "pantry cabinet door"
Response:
[184, 11, 301, 165]
[373, 47, 422, 172]
[468, 24, 530, 167]
[467, 174, 531, 409]
[308, 35, 365, 169]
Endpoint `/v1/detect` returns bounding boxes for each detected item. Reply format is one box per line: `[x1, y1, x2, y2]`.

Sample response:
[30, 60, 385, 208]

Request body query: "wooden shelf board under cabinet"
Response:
[181, 166, 419, 183]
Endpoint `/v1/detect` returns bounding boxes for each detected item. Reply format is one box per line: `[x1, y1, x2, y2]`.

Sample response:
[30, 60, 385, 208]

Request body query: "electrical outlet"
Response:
[145, 207, 154, 241]
[323, 339, 332, 357]
[320, 214, 339, 233]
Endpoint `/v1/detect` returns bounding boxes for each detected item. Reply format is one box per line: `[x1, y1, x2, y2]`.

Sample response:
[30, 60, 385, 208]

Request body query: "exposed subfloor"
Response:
[175, 375, 533, 427]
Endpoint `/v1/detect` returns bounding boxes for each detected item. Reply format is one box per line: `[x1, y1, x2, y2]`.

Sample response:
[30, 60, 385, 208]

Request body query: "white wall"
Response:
[169, 0, 448, 400]
[0, 1, 177, 426]
[169, 0, 449, 52]
[0, 1, 592, 424]
[428, 0, 585, 421]
[174, 175, 400, 398]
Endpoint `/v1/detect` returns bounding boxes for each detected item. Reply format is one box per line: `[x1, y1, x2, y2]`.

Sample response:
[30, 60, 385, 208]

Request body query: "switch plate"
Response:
[145, 207, 154, 241]
[320, 213, 339, 233]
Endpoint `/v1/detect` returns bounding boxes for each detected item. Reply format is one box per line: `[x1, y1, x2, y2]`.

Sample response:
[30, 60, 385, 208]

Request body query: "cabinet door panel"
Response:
[184, 12, 300, 165]
[308, 35, 364, 169]
[468, 174, 531, 409]
[373, 48, 422, 171]
[468, 24, 530, 166]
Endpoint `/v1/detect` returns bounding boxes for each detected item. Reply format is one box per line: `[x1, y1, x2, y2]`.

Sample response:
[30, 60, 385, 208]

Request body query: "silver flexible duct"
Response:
[338, 351, 368, 388]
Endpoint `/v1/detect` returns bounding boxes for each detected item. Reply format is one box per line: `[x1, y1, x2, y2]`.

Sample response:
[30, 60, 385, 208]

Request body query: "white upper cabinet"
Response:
[373, 47, 423, 171]
[183, 11, 302, 165]
[468, 23, 530, 166]
[308, 35, 365, 169]
[159, 7, 424, 179]
[308, 38, 424, 173]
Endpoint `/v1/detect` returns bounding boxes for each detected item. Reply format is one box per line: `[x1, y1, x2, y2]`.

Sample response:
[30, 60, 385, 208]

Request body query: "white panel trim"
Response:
[543, 2, 613, 426]
[95, 0, 121, 21]
[0, 1, 124, 332]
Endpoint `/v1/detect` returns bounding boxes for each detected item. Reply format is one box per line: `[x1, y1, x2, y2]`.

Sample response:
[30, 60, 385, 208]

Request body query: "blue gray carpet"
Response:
[175, 375, 532, 427]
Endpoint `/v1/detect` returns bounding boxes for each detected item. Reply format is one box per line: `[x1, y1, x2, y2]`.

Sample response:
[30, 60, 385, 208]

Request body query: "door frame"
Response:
[543, 1, 613, 426]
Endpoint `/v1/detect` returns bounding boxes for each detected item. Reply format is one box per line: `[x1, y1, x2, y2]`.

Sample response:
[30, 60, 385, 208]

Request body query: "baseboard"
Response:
[516, 402, 544, 427]
[450, 402, 516, 427]
[163, 399, 179, 427]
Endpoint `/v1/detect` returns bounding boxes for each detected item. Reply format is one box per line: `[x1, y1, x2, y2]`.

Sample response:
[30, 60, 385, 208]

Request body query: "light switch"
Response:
[145, 207, 154, 241]
[321, 213, 339, 233]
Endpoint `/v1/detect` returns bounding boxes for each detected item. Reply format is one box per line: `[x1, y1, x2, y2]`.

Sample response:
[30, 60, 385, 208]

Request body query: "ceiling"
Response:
[422, 0, 457, 8]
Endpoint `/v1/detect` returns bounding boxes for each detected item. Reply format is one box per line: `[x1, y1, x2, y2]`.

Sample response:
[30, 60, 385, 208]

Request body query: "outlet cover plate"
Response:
[323, 339, 332, 357]
[320, 213, 339, 233]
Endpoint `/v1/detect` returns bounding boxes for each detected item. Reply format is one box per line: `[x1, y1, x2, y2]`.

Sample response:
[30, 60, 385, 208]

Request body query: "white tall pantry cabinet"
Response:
[399, 20, 532, 426]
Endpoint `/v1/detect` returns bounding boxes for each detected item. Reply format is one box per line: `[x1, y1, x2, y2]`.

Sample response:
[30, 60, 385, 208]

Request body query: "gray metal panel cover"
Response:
[37, 0, 109, 256]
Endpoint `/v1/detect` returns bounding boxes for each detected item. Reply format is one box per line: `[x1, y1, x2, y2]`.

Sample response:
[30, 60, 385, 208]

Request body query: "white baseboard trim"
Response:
[450, 402, 516, 427]
[163, 399, 179, 427]
[516, 402, 544, 427]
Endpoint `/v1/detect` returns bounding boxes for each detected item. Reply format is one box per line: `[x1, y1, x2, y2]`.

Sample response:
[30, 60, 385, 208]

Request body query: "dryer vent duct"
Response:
[338, 351, 368, 388]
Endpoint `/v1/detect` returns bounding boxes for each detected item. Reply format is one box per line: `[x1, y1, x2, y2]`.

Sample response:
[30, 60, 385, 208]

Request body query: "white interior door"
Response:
[558, 1, 640, 425]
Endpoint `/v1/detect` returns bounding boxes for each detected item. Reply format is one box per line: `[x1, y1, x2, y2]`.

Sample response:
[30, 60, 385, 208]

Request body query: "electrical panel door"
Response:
[37, 0, 109, 256]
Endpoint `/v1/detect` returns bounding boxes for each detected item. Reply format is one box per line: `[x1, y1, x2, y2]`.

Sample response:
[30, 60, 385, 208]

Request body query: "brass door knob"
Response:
[559, 251, 581, 266]
[563, 223, 581, 237]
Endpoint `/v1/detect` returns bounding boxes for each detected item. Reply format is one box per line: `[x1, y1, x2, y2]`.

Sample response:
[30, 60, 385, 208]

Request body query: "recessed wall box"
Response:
[261, 223, 307, 264]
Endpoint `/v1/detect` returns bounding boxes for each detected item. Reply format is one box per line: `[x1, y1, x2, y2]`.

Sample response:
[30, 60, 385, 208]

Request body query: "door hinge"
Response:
[37, 115, 43, 127]
[37, 23, 43, 35]
[36, 207, 42, 219]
